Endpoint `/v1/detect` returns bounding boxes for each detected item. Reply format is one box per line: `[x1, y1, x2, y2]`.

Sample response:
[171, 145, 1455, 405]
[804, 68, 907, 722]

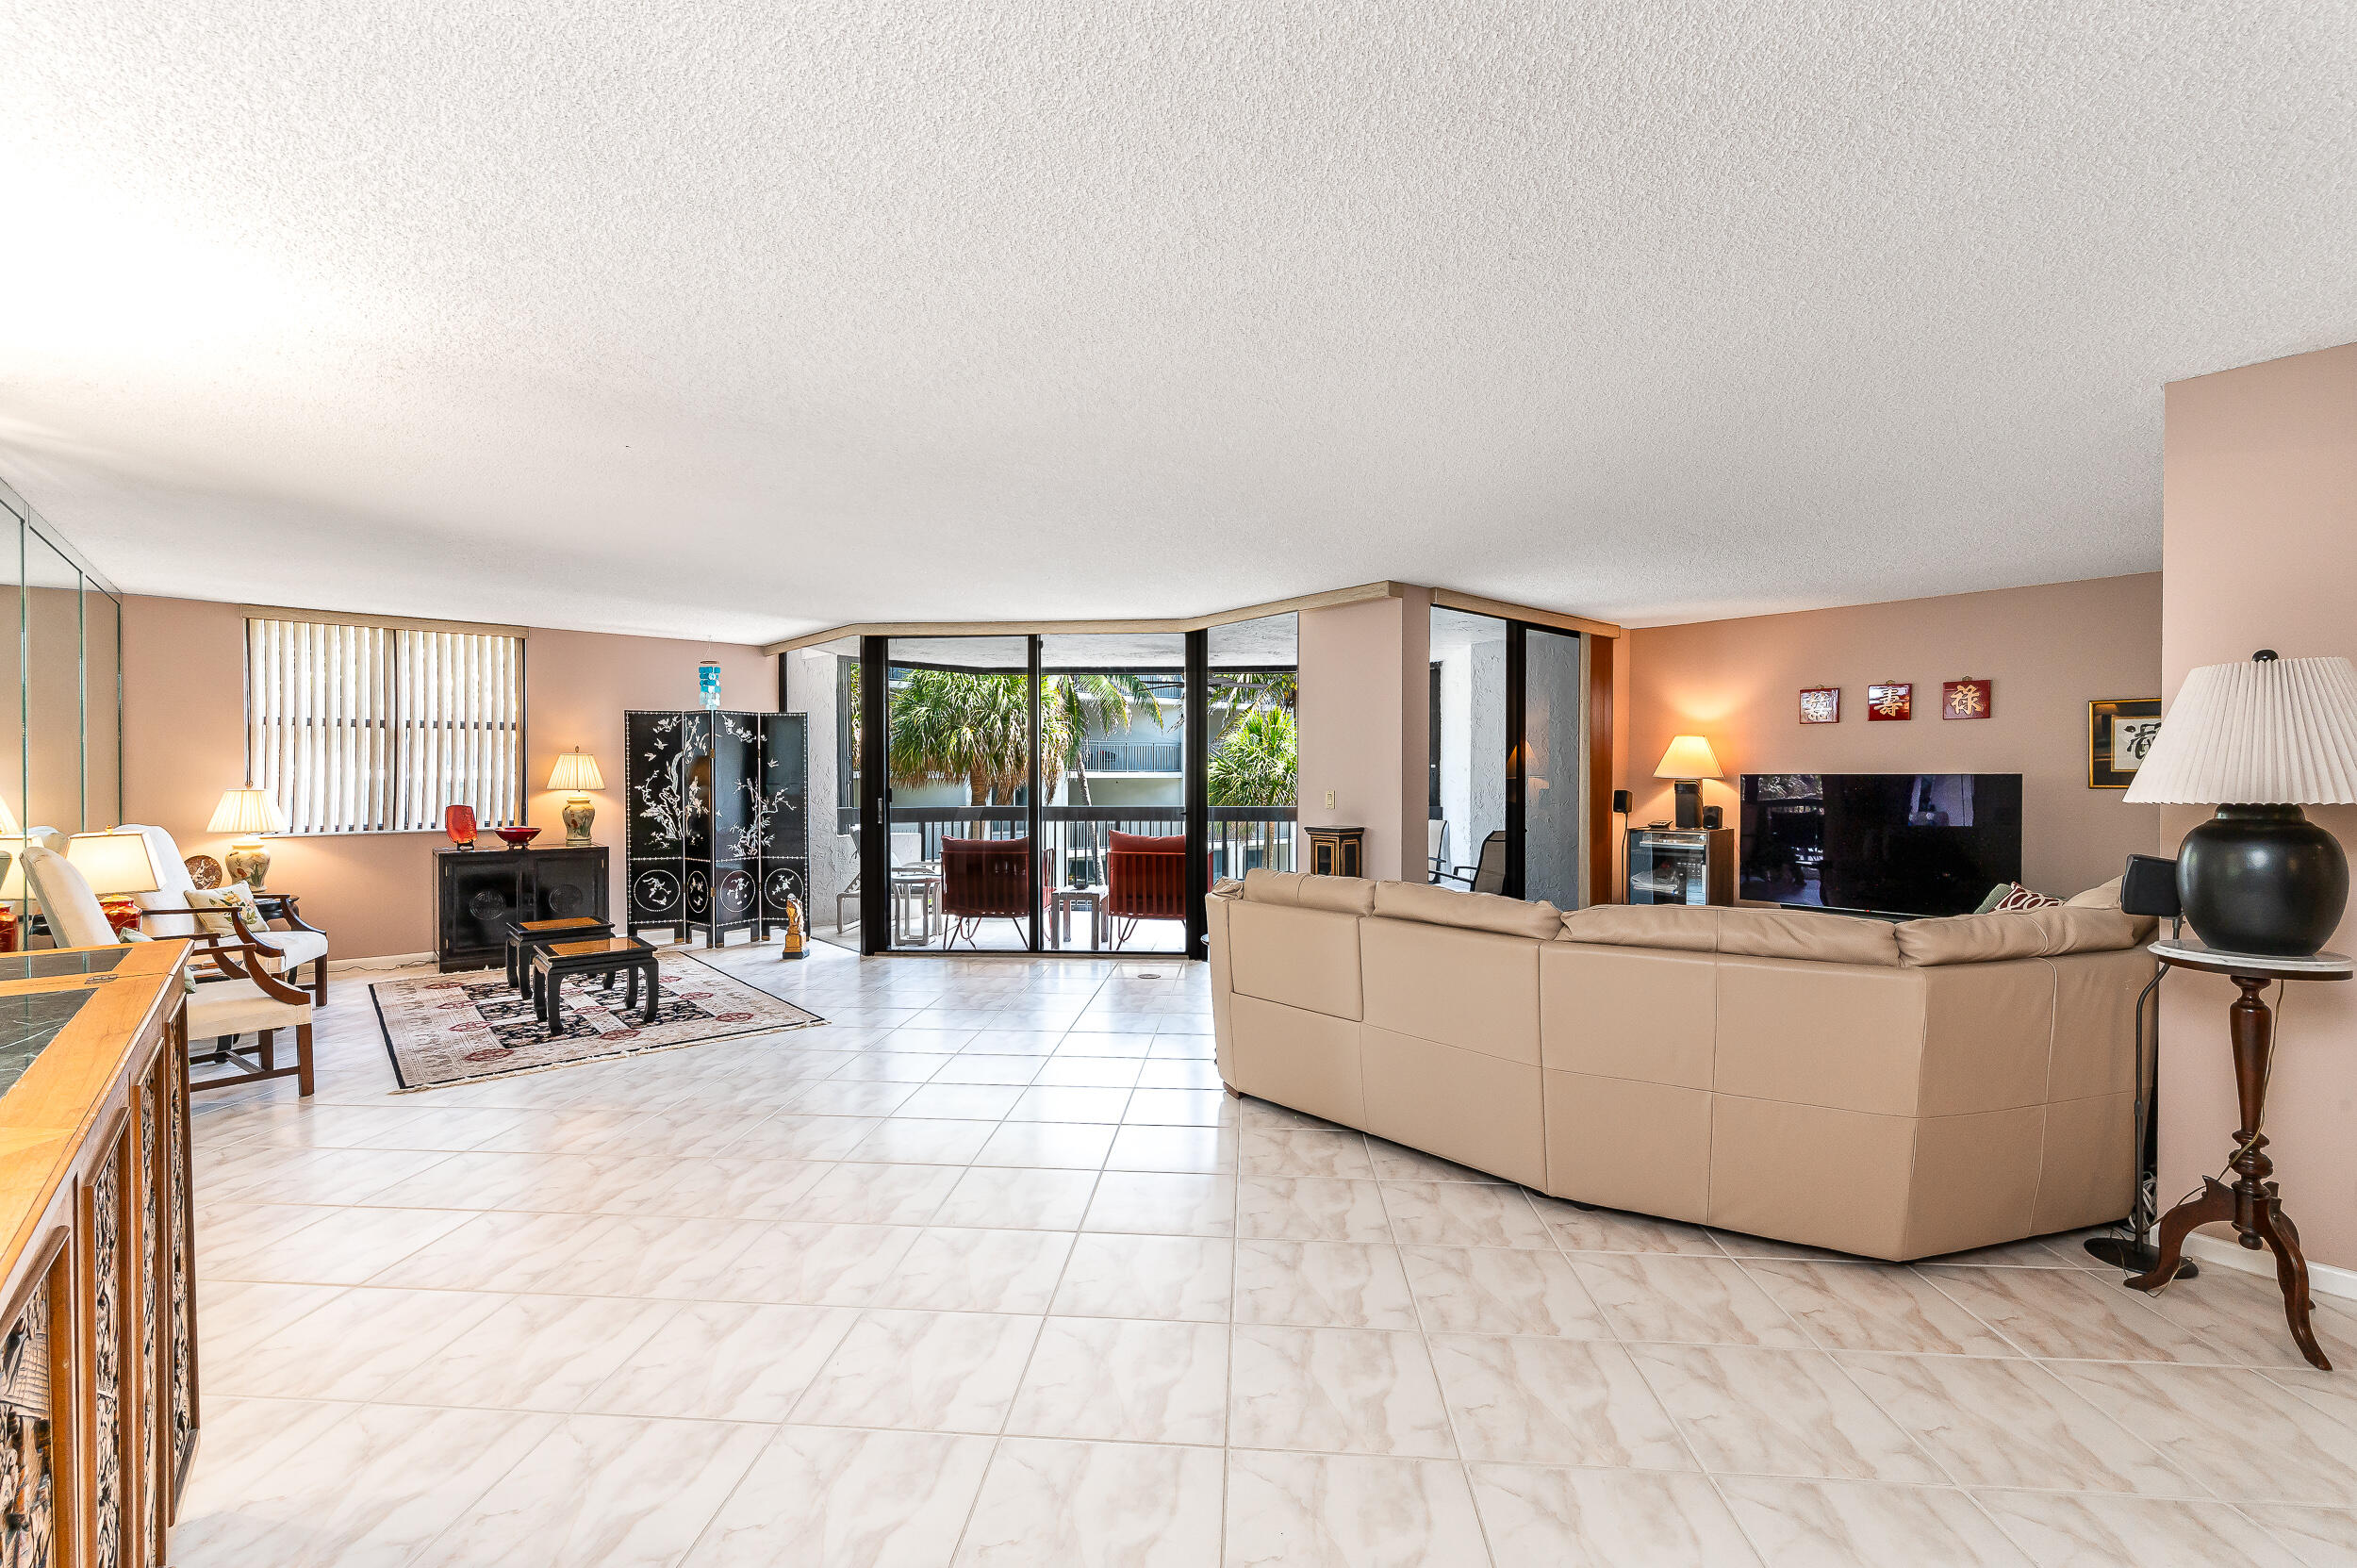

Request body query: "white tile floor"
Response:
[173, 939, 2357, 1567]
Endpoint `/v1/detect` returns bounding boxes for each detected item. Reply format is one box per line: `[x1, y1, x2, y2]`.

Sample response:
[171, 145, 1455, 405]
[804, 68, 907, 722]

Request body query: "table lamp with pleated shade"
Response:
[2124, 651, 2357, 957]
[548, 749, 605, 847]
[1653, 734, 1723, 830]
[207, 787, 289, 891]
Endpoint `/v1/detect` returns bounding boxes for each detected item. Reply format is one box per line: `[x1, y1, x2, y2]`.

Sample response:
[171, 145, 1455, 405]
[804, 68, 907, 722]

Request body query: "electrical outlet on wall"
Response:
[1325, 789, 1336, 809]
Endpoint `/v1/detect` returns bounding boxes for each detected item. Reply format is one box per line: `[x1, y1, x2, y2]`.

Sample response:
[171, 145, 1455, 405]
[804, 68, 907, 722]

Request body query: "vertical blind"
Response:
[245, 618, 524, 833]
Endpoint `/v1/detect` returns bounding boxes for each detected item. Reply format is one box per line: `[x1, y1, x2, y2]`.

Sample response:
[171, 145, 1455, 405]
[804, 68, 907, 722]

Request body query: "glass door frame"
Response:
[854, 631, 1216, 958]
[1490, 619, 1613, 908]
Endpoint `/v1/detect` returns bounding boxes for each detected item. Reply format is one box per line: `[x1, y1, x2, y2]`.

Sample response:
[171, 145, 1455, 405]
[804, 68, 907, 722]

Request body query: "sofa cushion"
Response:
[1372, 879, 1561, 940]
[1895, 906, 2145, 966]
[1241, 868, 1377, 916]
[1362, 917, 1541, 1064]
[2065, 876, 2123, 909]
[1229, 900, 1365, 1019]
[1715, 908, 1904, 966]
[1555, 904, 1721, 952]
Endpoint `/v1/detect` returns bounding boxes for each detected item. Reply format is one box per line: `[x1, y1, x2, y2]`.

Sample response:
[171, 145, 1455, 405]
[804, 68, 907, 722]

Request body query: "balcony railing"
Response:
[1070, 740, 1182, 774]
[882, 803, 1296, 883]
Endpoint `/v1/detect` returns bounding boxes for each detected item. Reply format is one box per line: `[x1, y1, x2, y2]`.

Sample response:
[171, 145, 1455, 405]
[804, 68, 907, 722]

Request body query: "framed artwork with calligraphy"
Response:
[2089, 698, 2161, 788]
[1867, 682, 1912, 721]
[1799, 686, 1839, 724]
[1942, 679, 1993, 720]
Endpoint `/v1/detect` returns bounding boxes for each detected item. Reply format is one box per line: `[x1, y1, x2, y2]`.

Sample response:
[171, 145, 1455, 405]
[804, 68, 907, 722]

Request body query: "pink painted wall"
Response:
[121, 595, 775, 958]
[1296, 590, 1430, 883]
[2159, 342, 2357, 1270]
[1619, 575, 2166, 901]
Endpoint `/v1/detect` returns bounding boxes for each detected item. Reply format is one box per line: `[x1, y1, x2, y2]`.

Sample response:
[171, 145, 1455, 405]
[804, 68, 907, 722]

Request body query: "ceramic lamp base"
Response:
[562, 796, 596, 848]
[2179, 804, 2349, 958]
[224, 838, 272, 891]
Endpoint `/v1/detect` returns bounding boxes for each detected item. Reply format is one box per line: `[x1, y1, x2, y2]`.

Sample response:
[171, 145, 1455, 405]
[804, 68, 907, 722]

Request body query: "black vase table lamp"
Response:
[2123, 651, 2357, 957]
[2118, 650, 2357, 1371]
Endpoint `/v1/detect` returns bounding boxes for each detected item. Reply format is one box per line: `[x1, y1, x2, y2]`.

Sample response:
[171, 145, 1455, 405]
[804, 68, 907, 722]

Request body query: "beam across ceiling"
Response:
[760, 582, 1622, 656]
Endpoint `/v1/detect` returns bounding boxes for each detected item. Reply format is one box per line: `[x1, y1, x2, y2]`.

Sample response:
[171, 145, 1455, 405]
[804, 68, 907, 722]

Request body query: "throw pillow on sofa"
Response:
[1974, 882, 2061, 914]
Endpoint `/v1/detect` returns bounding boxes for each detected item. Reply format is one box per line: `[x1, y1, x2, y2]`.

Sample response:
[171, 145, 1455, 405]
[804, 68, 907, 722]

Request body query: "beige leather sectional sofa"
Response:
[1206, 871, 2152, 1261]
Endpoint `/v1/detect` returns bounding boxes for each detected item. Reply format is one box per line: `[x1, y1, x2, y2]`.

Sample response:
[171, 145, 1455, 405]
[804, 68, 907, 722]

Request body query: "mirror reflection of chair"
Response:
[939, 835, 1029, 948]
[1436, 829, 1507, 895]
[117, 822, 329, 1003]
[24, 841, 315, 1096]
[1426, 819, 1449, 883]
[1104, 831, 1186, 949]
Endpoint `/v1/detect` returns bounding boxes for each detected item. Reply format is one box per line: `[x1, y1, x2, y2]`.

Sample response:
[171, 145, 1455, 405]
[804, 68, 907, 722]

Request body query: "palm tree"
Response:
[1208, 707, 1297, 807]
[887, 668, 1036, 805]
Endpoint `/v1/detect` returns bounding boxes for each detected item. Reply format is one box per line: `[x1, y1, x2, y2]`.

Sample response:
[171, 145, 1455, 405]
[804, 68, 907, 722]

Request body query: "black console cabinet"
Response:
[435, 845, 610, 971]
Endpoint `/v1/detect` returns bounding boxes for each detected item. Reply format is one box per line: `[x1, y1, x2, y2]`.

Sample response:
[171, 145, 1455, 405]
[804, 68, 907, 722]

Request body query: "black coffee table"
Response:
[527, 936, 660, 1039]
[506, 916, 615, 993]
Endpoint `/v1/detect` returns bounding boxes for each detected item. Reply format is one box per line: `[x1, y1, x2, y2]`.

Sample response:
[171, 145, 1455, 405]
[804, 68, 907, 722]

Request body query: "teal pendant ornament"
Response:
[699, 659, 722, 711]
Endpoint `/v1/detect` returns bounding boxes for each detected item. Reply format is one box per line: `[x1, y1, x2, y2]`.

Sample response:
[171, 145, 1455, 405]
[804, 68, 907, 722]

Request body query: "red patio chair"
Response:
[1104, 831, 1188, 949]
[939, 835, 1030, 948]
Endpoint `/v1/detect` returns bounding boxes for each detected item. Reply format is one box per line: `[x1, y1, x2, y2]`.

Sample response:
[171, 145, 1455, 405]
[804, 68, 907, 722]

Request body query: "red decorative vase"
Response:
[444, 804, 478, 849]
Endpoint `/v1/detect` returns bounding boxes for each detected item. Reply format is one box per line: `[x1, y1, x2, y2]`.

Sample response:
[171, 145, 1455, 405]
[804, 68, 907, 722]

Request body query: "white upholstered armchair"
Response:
[22, 842, 315, 1096]
[118, 823, 329, 1005]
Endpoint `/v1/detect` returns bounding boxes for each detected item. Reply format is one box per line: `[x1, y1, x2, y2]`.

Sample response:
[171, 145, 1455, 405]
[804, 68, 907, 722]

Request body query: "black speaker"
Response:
[1612, 788, 1632, 815]
[1702, 805, 1723, 831]
[2120, 854, 2181, 920]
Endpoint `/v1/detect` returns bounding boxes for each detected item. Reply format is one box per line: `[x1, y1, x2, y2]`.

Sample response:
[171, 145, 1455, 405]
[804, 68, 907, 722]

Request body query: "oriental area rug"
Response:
[370, 950, 824, 1090]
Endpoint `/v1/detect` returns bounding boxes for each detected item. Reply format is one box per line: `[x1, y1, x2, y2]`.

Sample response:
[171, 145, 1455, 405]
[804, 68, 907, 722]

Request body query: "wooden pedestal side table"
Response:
[2128, 937, 2353, 1370]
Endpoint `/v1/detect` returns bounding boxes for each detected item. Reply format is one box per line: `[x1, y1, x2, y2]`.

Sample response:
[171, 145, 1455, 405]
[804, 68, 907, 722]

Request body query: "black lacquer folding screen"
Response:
[624, 709, 808, 946]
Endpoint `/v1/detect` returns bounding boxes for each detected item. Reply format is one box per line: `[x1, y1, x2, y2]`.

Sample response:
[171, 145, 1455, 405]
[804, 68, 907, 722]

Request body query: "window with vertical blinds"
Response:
[244, 618, 525, 834]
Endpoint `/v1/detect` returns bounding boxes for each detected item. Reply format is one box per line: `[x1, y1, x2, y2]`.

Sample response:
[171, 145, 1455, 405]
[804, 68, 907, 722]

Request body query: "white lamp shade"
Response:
[207, 787, 289, 836]
[0, 796, 18, 838]
[548, 750, 605, 792]
[2124, 654, 2357, 806]
[65, 830, 160, 896]
[1654, 734, 1724, 780]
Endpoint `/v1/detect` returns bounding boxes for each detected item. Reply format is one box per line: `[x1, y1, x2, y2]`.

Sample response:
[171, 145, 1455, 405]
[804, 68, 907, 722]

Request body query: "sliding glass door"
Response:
[1038, 633, 1188, 954]
[873, 635, 1036, 952]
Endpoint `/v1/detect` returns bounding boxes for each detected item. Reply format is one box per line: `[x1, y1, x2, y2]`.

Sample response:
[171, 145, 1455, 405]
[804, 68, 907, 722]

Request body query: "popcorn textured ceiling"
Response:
[2, 2, 2351, 641]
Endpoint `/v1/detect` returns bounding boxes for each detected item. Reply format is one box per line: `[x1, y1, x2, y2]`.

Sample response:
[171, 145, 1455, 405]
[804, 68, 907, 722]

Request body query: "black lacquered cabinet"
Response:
[435, 845, 609, 971]
[624, 710, 808, 946]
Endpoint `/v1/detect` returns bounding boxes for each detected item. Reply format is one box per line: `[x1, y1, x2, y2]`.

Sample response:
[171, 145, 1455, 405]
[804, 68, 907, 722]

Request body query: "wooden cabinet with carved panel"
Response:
[0, 940, 200, 1567]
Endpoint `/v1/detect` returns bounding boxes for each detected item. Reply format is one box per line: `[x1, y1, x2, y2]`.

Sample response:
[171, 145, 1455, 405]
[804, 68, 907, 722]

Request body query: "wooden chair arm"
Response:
[253, 893, 322, 936]
[137, 910, 310, 1005]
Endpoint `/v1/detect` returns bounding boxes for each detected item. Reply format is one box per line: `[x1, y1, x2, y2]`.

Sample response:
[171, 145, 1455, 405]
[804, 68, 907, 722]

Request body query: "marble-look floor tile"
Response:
[1030, 1055, 1146, 1088]
[1712, 1476, 2033, 1567]
[1225, 1449, 1490, 1567]
[1427, 1334, 1689, 1469]
[1628, 1343, 1943, 1483]
[208, 1284, 505, 1400]
[872, 1227, 1075, 1313]
[364, 1210, 615, 1293]
[388, 1294, 676, 1411]
[2132, 1266, 2357, 1372]
[954, 1438, 1223, 1567]
[2052, 1361, 2357, 1506]
[970, 1120, 1117, 1168]
[1922, 1266, 2220, 1362]
[1105, 1125, 1237, 1173]
[1400, 1246, 1612, 1338]
[1011, 1085, 1137, 1122]
[726, 1113, 882, 1161]
[1082, 1172, 1236, 1236]
[845, 1117, 998, 1164]
[1379, 1180, 1555, 1248]
[1574, 1252, 1811, 1347]
[1006, 1316, 1228, 1444]
[1533, 1197, 1721, 1255]
[582, 1302, 861, 1422]
[1471, 1462, 1762, 1568]
[1364, 1137, 1506, 1184]
[1237, 1177, 1395, 1242]
[1050, 1233, 1235, 1321]
[630, 1156, 833, 1220]
[1228, 1325, 1458, 1458]
[792, 1309, 1043, 1433]
[711, 1221, 923, 1305]
[423, 1412, 769, 1568]
[1742, 1260, 2019, 1356]
[1241, 1129, 1376, 1180]
[1123, 1088, 1234, 1126]
[1234, 1240, 1420, 1329]
[1973, 1489, 2309, 1568]
[930, 1165, 1101, 1230]
[1838, 1350, 2192, 1496]
[2257, 1505, 2357, 1568]
[796, 1162, 962, 1226]
[200, 1203, 475, 1285]
[170, 1398, 558, 1568]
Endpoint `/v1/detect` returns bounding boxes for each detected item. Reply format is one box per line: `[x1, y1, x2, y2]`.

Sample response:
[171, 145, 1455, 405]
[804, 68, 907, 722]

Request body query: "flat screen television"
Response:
[1739, 773, 2023, 917]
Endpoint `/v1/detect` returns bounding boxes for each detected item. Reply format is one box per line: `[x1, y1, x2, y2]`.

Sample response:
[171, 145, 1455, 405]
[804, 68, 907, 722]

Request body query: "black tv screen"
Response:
[1739, 773, 2023, 917]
